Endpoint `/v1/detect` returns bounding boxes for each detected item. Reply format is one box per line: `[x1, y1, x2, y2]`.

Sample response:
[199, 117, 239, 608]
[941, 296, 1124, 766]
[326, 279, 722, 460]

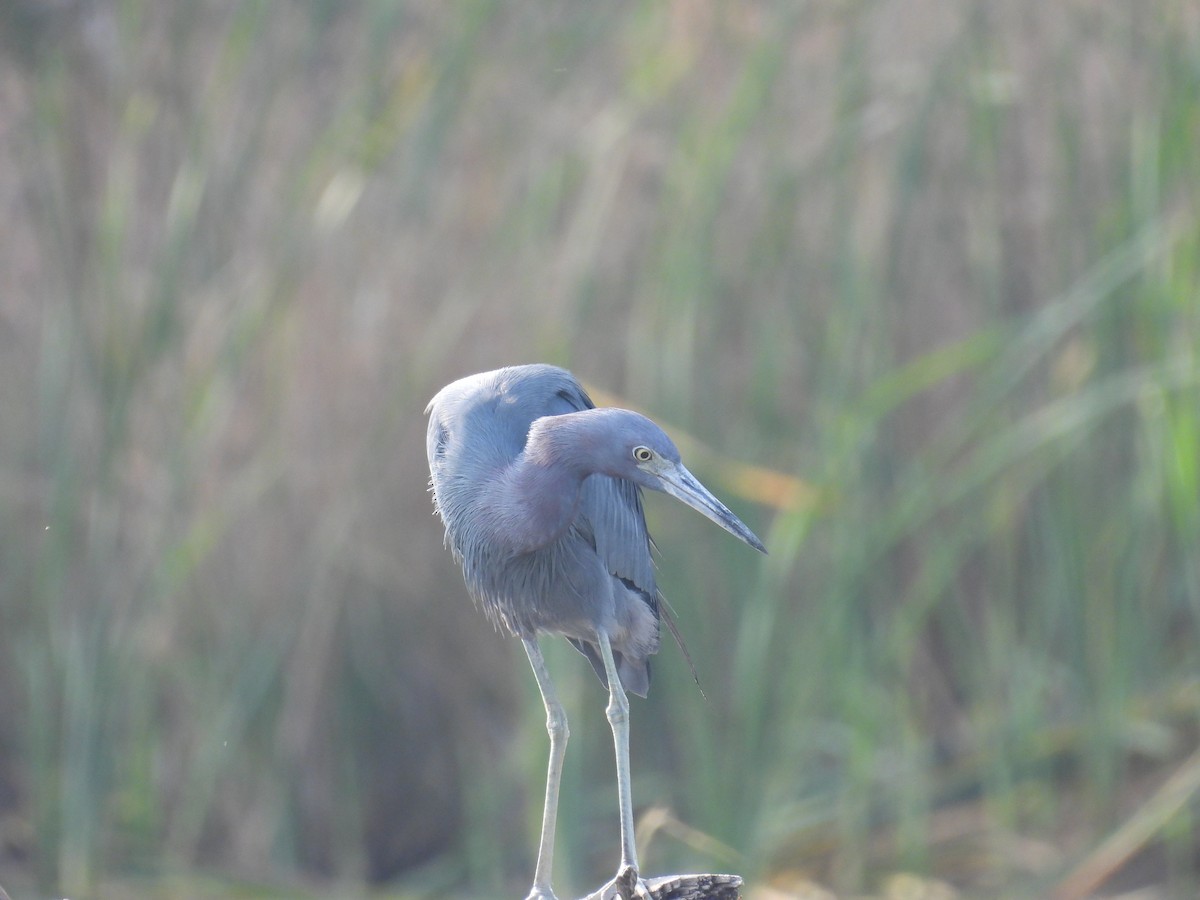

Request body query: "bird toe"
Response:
[586, 865, 652, 900]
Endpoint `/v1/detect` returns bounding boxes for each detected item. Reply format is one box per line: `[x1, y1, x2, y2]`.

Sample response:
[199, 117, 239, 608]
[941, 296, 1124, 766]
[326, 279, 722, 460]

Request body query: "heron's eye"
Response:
[632, 446, 654, 463]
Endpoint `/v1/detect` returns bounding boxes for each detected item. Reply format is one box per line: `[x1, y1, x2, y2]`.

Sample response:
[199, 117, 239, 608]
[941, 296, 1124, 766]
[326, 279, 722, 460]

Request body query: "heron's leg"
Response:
[596, 633, 642, 884]
[523, 637, 568, 900]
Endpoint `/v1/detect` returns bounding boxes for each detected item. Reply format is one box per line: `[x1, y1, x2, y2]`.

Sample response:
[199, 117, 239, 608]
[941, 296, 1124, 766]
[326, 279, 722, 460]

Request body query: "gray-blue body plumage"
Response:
[426, 364, 663, 695]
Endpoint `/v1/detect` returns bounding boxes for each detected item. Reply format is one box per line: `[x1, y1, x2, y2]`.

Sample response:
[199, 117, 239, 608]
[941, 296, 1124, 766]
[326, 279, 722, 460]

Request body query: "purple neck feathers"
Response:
[483, 412, 608, 554]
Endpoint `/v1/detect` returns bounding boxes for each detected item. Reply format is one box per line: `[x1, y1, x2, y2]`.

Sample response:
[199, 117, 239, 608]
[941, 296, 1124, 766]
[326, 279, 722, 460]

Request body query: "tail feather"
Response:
[658, 597, 705, 700]
[566, 638, 652, 698]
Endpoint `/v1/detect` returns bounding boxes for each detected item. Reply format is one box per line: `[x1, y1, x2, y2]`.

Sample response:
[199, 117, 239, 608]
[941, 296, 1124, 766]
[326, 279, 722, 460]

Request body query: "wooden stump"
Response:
[579, 872, 742, 900]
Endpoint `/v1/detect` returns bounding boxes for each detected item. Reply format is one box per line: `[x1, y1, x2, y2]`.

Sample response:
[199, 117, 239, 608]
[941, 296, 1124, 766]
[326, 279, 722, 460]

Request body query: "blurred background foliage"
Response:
[0, 1, 1198, 897]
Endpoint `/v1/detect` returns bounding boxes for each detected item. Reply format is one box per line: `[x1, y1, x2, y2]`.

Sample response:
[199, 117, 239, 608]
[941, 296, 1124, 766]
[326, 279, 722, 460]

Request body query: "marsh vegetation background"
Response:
[1, 2, 1199, 897]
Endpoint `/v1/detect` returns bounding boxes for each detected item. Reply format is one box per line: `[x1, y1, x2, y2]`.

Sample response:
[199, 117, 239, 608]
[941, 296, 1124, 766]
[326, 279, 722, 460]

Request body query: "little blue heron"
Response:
[425, 365, 765, 900]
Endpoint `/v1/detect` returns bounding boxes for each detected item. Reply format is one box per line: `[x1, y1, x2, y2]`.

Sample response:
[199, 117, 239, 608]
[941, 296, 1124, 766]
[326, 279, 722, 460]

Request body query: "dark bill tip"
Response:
[658, 463, 767, 554]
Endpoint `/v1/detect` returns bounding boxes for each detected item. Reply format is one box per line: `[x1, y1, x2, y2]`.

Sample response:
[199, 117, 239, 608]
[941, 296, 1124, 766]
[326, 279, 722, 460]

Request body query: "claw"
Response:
[585, 865, 652, 900]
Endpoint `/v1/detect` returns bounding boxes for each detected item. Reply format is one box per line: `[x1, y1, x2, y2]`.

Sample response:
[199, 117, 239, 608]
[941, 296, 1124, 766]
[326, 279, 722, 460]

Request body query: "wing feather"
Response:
[531, 368, 658, 602]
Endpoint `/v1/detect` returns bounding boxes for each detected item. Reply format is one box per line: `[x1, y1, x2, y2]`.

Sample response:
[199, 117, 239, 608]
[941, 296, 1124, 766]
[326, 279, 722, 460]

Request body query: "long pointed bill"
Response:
[656, 462, 767, 553]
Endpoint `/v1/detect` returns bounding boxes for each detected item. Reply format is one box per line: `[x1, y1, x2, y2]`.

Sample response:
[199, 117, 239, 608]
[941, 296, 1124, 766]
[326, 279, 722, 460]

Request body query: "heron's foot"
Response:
[524, 886, 559, 900]
[590, 864, 652, 900]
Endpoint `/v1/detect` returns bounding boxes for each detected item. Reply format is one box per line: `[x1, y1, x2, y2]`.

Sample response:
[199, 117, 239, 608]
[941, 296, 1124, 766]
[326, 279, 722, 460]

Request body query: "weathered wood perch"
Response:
[579, 872, 742, 900]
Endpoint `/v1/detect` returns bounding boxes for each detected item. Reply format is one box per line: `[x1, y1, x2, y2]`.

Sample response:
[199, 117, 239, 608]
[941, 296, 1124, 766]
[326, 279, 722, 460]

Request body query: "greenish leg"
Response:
[523, 637, 568, 900]
[597, 632, 640, 876]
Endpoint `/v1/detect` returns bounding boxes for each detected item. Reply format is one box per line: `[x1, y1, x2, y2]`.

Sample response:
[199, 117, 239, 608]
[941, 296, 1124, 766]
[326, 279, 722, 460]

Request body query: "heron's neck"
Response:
[492, 412, 609, 553]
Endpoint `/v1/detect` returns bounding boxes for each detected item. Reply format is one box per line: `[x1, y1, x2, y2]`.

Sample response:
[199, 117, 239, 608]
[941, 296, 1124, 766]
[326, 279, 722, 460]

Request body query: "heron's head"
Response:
[597, 409, 767, 554]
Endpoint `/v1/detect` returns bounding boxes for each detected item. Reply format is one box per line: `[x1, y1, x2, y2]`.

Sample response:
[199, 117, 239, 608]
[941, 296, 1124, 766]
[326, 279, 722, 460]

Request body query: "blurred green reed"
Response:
[1, 2, 1198, 898]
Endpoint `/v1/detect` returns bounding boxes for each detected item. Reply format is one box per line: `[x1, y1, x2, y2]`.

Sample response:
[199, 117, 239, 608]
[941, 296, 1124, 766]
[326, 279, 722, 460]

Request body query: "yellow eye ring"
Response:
[633, 446, 653, 463]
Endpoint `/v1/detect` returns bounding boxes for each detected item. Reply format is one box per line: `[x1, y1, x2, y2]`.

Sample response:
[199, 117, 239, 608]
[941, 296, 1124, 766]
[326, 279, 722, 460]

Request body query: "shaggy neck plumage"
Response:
[488, 411, 612, 554]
